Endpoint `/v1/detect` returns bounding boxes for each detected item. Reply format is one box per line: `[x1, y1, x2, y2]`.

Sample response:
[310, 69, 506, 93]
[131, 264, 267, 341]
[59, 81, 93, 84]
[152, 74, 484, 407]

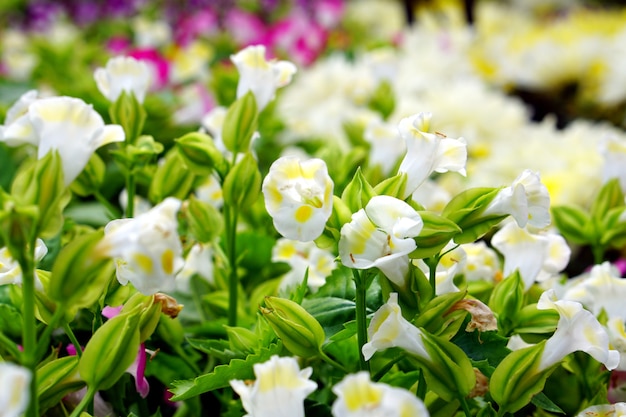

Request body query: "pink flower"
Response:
[106, 36, 131, 54]
[174, 9, 219, 46]
[128, 48, 170, 89]
[269, 13, 328, 67]
[224, 9, 270, 47]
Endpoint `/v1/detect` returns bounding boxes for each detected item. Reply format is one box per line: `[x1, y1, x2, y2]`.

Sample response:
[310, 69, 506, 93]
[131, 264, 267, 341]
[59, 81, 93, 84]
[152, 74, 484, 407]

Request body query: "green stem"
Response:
[19, 251, 38, 417]
[320, 350, 349, 373]
[68, 384, 98, 417]
[36, 304, 66, 361]
[63, 322, 83, 358]
[592, 244, 605, 265]
[125, 168, 136, 218]
[372, 354, 403, 381]
[426, 256, 439, 295]
[94, 190, 122, 219]
[352, 269, 370, 373]
[225, 206, 239, 327]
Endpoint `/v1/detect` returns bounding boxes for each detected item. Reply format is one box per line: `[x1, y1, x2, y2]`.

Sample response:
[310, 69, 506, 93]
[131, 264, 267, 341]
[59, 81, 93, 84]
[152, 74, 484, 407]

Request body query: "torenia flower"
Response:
[339, 196, 422, 287]
[362, 293, 430, 361]
[231, 44, 297, 110]
[272, 238, 337, 291]
[101, 197, 184, 295]
[1, 96, 125, 185]
[563, 262, 626, 320]
[492, 222, 570, 291]
[537, 289, 619, 371]
[94, 56, 152, 103]
[397, 112, 467, 198]
[229, 355, 317, 417]
[414, 242, 466, 295]
[0, 362, 32, 417]
[0, 89, 39, 146]
[363, 118, 406, 175]
[262, 156, 334, 242]
[0, 239, 48, 288]
[600, 134, 626, 192]
[460, 241, 500, 283]
[331, 371, 429, 417]
[483, 169, 551, 229]
[575, 403, 626, 417]
[176, 242, 215, 293]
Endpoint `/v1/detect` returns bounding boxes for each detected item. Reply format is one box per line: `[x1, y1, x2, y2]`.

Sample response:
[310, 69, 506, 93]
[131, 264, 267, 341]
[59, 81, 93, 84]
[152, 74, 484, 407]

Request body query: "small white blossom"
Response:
[0, 362, 32, 417]
[94, 56, 152, 103]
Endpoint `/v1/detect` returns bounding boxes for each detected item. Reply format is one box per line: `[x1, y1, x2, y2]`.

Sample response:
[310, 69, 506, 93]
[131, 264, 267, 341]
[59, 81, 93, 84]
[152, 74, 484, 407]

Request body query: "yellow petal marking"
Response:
[295, 205, 314, 223]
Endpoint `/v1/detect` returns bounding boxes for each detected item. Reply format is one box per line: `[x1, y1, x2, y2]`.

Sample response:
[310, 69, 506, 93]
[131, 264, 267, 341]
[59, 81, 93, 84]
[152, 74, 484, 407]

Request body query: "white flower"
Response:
[0, 89, 39, 146]
[101, 197, 184, 295]
[607, 317, 626, 371]
[397, 112, 467, 198]
[575, 403, 626, 417]
[176, 243, 215, 293]
[537, 289, 619, 371]
[0, 362, 32, 417]
[272, 238, 337, 291]
[200, 106, 228, 153]
[262, 156, 334, 242]
[194, 174, 224, 209]
[0, 239, 48, 288]
[339, 196, 422, 287]
[94, 56, 152, 103]
[363, 118, 405, 175]
[563, 262, 626, 321]
[331, 371, 429, 417]
[600, 134, 626, 193]
[460, 241, 500, 283]
[230, 355, 317, 417]
[1, 96, 125, 185]
[492, 222, 570, 291]
[483, 169, 551, 229]
[362, 293, 431, 361]
[414, 242, 465, 295]
[231, 45, 297, 110]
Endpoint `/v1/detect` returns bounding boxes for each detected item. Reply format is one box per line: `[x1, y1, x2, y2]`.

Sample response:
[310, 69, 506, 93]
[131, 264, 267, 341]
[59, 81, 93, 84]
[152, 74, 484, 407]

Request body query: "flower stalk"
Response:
[353, 269, 370, 373]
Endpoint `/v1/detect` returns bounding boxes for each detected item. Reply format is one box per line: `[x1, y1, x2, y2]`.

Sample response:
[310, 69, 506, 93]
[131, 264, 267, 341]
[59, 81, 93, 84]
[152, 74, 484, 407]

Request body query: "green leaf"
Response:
[368, 79, 395, 120]
[302, 297, 356, 337]
[590, 178, 624, 223]
[169, 342, 282, 401]
[341, 167, 376, 213]
[550, 205, 592, 245]
[452, 328, 511, 370]
[531, 392, 565, 414]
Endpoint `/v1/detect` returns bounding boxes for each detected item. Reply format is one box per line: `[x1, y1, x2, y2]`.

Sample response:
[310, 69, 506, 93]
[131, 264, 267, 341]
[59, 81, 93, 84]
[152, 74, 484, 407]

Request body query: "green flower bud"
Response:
[373, 172, 407, 200]
[119, 292, 181, 343]
[0, 189, 39, 264]
[183, 194, 224, 243]
[149, 148, 196, 203]
[442, 187, 504, 244]
[48, 229, 113, 311]
[488, 270, 524, 335]
[260, 296, 325, 358]
[341, 167, 375, 213]
[225, 325, 259, 353]
[368, 79, 395, 120]
[223, 152, 261, 210]
[410, 211, 461, 259]
[109, 90, 146, 144]
[37, 356, 84, 414]
[175, 132, 228, 178]
[413, 291, 467, 338]
[111, 135, 163, 169]
[222, 91, 258, 154]
[79, 308, 141, 391]
[70, 153, 106, 197]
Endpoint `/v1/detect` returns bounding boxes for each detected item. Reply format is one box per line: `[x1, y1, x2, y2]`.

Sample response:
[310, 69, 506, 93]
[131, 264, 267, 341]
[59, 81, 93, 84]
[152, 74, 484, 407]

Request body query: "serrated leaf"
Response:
[312, 266, 355, 300]
[302, 297, 356, 337]
[169, 341, 283, 401]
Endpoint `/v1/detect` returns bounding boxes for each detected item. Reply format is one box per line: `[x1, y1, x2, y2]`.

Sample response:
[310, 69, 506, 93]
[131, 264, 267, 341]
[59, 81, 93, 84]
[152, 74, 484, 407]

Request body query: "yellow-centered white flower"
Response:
[331, 371, 429, 417]
[229, 355, 317, 417]
[537, 289, 619, 371]
[231, 44, 297, 110]
[101, 197, 184, 295]
[262, 156, 334, 242]
[362, 293, 431, 361]
[397, 112, 467, 198]
[94, 56, 152, 103]
[483, 169, 551, 229]
[0, 89, 39, 146]
[272, 238, 337, 292]
[0, 362, 32, 417]
[1, 95, 125, 185]
[492, 222, 570, 291]
[339, 195, 422, 287]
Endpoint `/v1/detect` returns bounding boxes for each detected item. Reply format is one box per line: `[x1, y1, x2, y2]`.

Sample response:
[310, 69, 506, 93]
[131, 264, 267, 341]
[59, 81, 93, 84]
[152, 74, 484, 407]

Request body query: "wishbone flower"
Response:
[1, 95, 125, 185]
[339, 195, 423, 287]
[537, 289, 620, 372]
[397, 112, 467, 198]
[231, 44, 297, 110]
[100, 197, 184, 295]
[331, 371, 429, 417]
[94, 55, 152, 103]
[262, 156, 334, 242]
[0, 362, 32, 417]
[484, 169, 551, 229]
[230, 355, 317, 417]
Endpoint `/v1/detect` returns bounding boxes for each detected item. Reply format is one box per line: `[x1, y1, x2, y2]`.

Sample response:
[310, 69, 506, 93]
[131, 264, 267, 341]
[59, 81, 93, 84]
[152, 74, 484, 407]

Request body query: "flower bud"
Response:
[183, 195, 224, 243]
[223, 152, 261, 211]
[37, 356, 84, 413]
[222, 91, 258, 154]
[341, 167, 375, 213]
[175, 132, 228, 178]
[70, 153, 106, 197]
[149, 148, 195, 202]
[260, 296, 325, 358]
[108, 90, 146, 144]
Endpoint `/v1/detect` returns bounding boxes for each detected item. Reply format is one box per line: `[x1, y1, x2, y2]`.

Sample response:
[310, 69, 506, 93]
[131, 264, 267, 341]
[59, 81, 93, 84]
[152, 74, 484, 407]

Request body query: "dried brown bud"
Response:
[469, 368, 489, 398]
[448, 298, 498, 332]
[155, 293, 183, 318]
